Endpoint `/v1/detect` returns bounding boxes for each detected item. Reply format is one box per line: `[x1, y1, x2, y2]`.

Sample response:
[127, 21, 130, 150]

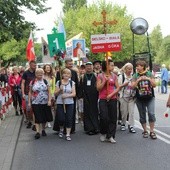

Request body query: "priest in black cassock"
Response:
[79, 62, 99, 135]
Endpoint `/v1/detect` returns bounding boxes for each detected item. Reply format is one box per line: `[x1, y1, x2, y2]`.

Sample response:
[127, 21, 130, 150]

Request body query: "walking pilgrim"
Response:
[79, 62, 99, 135]
[97, 59, 121, 143]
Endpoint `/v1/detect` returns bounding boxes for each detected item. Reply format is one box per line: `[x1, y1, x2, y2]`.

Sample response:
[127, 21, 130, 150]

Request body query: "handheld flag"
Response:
[58, 18, 66, 40]
[26, 31, 35, 61]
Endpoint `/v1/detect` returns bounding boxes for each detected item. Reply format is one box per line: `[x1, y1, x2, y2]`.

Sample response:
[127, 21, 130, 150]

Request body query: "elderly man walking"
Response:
[161, 64, 169, 94]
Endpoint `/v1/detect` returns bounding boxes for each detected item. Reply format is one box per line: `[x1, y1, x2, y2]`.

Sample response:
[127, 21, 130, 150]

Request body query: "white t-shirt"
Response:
[118, 73, 136, 98]
[56, 80, 75, 104]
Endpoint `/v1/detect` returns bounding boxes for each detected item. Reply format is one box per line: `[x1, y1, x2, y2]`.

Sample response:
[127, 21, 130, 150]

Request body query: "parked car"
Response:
[155, 71, 170, 85]
[154, 72, 161, 79]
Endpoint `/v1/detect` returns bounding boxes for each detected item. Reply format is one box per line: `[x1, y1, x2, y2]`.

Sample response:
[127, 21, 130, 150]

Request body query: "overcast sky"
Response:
[24, 0, 170, 42]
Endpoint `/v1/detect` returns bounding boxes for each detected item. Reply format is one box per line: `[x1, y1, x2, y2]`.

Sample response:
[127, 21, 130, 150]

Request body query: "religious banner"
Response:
[72, 39, 86, 58]
[47, 33, 66, 57]
[91, 33, 121, 53]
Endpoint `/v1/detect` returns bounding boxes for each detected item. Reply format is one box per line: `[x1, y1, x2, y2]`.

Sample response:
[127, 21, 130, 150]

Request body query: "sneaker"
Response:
[59, 131, 63, 138]
[35, 133, 40, 139]
[47, 122, 52, 128]
[26, 122, 32, 129]
[100, 134, 106, 142]
[32, 125, 36, 131]
[42, 130, 47, 136]
[108, 137, 116, 144]
[120, 125, 126, 131]
[66, 135, 71, 141]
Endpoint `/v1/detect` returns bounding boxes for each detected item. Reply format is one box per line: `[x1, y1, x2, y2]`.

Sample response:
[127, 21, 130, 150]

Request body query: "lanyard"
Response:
[85, 73, 94, 81]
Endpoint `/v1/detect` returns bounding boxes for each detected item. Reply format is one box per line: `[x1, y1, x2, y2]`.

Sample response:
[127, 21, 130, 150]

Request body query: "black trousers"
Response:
[99, 99, 117, 138]
[53, 98, 76, 133]
[57, 104, 74, 128]
[12, 90, 22, 110]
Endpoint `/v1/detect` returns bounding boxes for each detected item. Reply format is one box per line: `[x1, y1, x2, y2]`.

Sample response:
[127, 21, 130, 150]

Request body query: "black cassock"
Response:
[79, 73, 99, 134]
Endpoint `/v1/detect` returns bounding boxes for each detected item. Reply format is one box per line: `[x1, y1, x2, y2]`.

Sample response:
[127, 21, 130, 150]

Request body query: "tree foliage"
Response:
[156, 35, 170, 65]
[62, 1, 136, 62]
[60, 0, 87, 13]
[0, 0, 50, 66]
[150, 25, 163, 60]
[0, 0, 50, 43]
[60, 0, 167, 65]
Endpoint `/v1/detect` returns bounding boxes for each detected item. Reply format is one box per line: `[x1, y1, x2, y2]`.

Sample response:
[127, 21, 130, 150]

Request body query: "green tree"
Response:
[60, 0, 87, 13]
[0, 0, 50, 43]
[0, 0, 50, 65]
[59, 0, 167, 63]
[150, 25, 163, 61]
[156, 36, 170, 65]
[62, 1, 135, 62]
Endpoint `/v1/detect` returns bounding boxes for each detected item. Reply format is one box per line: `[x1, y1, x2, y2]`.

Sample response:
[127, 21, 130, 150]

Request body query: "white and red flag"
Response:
[26, 31, 35, 61]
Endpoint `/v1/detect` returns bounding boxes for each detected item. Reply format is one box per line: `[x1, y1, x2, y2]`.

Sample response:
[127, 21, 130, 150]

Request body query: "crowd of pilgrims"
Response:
[1, 57, 158, 143]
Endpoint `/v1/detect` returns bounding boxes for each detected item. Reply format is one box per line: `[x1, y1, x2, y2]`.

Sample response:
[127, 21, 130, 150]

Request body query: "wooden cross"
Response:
[92, 10, 118, 94]
[93, 10, 117, 34]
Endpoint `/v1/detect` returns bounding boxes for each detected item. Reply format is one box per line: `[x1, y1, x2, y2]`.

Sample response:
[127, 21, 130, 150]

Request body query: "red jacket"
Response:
[8, 73, 22, 95]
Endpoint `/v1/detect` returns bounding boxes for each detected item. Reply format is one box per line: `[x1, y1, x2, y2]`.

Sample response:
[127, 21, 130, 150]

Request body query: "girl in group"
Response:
[43, 64, 56, 128]
[54, 68, 76, 141]
[28, 68, 53, 139]
[97, 59, 120, 143]
[118, 63, 136, 133]
[8, 66, 22, 116]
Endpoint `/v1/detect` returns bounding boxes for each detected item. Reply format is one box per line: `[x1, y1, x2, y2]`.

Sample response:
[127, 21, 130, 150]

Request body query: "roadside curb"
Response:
[1, 115, 23, 170]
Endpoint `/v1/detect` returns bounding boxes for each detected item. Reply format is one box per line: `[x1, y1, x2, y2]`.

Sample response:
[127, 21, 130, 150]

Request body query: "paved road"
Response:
[12, 123, 170, 170]
[11, 88, 170, 170]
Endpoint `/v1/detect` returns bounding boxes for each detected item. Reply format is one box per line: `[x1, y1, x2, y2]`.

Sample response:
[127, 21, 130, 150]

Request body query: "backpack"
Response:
[134, 71, 154, 100]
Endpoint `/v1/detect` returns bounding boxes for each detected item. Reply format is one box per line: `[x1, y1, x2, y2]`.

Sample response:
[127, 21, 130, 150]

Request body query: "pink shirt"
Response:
[98, 73, 117, 100]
